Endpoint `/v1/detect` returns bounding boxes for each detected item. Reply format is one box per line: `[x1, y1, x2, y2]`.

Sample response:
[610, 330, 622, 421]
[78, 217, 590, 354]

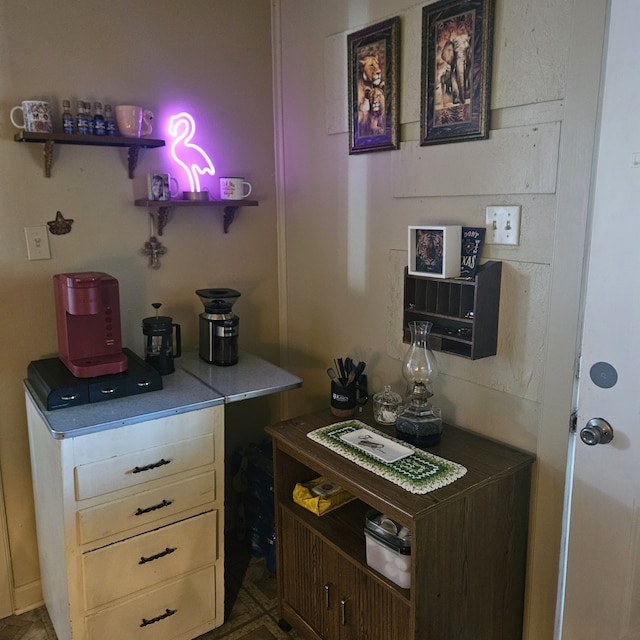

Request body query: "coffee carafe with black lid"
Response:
[196, 288, 240, 366]
[142, 303, 181, 375]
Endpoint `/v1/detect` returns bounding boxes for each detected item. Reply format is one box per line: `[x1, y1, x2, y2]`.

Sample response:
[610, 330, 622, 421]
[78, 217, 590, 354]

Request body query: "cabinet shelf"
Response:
[404, 260, 502, 359]
[15, 131, 165, 178]
[134, 198, 259, 234]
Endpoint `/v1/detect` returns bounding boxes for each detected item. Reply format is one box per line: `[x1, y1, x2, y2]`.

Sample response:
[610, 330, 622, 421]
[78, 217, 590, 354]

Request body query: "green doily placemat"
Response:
[307, 420, 467, 495]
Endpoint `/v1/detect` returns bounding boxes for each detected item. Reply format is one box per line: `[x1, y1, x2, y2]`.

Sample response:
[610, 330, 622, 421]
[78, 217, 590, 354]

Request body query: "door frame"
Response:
[527, 0, 609, 637]
[0, 468, 15, 618]
[543, 0, 610, 636]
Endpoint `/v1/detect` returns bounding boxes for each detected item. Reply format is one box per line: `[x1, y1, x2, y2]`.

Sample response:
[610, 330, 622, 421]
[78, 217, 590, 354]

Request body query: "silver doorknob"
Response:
[580, 418, 614, 446]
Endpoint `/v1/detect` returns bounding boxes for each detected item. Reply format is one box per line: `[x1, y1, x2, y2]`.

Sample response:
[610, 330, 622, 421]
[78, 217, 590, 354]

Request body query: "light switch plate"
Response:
[24, 226, 51, 260]
[485, 206, 521, 245]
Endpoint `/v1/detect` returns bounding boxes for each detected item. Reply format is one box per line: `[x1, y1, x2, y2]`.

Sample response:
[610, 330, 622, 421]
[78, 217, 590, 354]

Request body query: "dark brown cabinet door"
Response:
[281, 507, 410, 640]
[281, 508, 332, 636]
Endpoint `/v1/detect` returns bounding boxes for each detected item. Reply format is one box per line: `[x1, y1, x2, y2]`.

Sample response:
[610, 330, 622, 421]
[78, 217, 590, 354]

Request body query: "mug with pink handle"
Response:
[115, 105, 153, 137]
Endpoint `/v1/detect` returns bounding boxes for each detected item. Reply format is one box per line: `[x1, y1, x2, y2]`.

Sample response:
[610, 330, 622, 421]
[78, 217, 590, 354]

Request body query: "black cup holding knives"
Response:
[330, 376, 368, 418]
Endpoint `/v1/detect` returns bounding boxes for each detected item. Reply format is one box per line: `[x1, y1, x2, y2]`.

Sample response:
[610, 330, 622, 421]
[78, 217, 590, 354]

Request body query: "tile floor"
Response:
[0, 542, 300, 640]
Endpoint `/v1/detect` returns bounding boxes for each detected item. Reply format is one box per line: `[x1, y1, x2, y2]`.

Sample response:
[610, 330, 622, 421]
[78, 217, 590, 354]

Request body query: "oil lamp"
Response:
[396, 320, 442, 446]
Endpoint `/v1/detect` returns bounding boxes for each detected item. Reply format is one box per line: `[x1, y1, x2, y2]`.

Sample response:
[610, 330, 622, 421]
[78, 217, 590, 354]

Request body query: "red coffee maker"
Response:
[53, 272, 128, 378]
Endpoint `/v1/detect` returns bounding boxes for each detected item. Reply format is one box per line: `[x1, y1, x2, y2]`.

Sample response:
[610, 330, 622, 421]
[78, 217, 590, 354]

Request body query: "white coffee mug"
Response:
[115, 105, 153, 137]
[219, 177, 252, 200]
[148, 173, 179, 201]
[10, 100, 52, 133]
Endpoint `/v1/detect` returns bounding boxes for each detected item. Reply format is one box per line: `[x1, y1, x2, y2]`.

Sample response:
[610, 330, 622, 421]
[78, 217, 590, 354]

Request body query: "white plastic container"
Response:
[364, 511, 411, 589]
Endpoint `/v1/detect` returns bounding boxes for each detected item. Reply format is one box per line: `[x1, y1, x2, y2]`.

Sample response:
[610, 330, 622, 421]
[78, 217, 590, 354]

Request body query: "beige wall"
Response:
[0, 0, 278, 612]
[274, 1, 604, 639]
[0, 0, 607, 636]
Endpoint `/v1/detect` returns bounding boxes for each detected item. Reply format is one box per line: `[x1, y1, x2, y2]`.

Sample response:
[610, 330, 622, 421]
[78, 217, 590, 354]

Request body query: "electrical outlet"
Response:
[485, 206, 521, 245]
[24, 226, 51, 260]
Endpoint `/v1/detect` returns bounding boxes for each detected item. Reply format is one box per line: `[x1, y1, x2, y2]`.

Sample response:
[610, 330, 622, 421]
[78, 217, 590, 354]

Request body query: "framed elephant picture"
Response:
[420, 0, 494, 146]
[347, 17, 400, 154]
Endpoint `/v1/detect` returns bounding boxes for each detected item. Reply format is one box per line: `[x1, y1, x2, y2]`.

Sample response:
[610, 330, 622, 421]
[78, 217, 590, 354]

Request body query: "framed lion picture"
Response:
[347, 17, 400, 154]
[420, 0, 494, 146]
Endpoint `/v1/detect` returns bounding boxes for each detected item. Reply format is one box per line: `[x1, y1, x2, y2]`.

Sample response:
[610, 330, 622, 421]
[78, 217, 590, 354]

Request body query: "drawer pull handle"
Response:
[324, 583, 331, 608]
[139, 546, 176, 565]
[140, 608, 176, 627]
[133, 458, 171, 473]
[60, 394, 78, 401]
[135, 499, 173, 516]
[340, 597, 347, 625]
[100, 387, 116, 394]
[137, 380, 152, 387]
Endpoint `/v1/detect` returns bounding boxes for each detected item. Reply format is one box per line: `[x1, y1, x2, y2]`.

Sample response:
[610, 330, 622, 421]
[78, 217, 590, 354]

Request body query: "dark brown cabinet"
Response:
[280, 507, 410, 639]
[266, 408, 533, 640]
[403, 260, 502, 359]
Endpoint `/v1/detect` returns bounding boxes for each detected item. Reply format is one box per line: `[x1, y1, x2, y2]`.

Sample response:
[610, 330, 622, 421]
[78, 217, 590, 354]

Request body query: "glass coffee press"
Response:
[142, 303, 182, 375]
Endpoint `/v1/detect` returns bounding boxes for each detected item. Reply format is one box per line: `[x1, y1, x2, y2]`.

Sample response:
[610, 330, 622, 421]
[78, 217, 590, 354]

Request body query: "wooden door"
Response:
[560, 0, 640, 636]
[280, 508, 333, 637]
[344, 565, 410, 640]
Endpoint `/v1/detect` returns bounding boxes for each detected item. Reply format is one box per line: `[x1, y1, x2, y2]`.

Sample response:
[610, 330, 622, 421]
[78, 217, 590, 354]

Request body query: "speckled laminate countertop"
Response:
[25, 349, 302, 439]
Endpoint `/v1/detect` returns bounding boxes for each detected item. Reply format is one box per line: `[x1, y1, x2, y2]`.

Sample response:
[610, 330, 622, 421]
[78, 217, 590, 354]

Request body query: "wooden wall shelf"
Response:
[14, 131, 165, 178]
[403, 260, 502, 359]
[134, 198, 259, 234]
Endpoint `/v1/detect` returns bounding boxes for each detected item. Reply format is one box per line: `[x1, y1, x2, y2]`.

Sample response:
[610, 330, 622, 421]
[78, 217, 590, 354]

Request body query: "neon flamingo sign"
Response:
[167, 112, 215, 192]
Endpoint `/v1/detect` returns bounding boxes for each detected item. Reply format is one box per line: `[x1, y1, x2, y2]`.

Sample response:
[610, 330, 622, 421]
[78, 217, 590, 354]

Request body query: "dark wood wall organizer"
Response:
[134, 199, 259, 234]
[15, 131, 165, 179]
[403, 260, 502, 360]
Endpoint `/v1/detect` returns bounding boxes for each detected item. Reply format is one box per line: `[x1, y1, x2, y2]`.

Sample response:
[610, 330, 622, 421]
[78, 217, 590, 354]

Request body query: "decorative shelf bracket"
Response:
[223, 206, 238, 233]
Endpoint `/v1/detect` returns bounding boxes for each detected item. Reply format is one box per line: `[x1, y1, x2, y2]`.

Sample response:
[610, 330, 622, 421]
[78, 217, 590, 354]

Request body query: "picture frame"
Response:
[460, 226, 486, 279]
[420, 0, 494, 146]
[408, 225, 462, 278]
[147, 173, 170, 201]
[347, 17, 400, 154]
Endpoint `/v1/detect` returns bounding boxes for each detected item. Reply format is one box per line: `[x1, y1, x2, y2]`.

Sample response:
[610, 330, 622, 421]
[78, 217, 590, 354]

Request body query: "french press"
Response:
[142, 303, 181, 375]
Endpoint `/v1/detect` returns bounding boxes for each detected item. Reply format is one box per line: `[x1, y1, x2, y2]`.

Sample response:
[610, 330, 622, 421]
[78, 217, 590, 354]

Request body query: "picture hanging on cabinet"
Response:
[408, 225, 462, 278]
[419, 0, 494, 146]
[347, 16, 400, 154]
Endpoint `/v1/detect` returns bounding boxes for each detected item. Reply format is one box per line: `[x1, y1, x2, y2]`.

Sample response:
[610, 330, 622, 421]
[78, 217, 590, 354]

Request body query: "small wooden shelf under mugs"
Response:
[134, 198, 259, 234]
[403, 260, 502, 360]
[14, 131, 165, 178]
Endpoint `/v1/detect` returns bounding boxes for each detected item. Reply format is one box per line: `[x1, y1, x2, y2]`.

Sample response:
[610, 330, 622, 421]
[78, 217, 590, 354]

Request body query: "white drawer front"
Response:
[75, 434, 214, 501]
[83, 510, 218, 609]
[78, 471, 216, 546]
[86, 566, 218, 640]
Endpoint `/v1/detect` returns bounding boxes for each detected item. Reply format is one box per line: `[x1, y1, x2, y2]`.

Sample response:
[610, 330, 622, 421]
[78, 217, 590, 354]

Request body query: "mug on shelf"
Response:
[115, 105, 153, 137]
[219, 177, 252, 200]
[148, 173, 180, 201]
[10, 100, 53, 133]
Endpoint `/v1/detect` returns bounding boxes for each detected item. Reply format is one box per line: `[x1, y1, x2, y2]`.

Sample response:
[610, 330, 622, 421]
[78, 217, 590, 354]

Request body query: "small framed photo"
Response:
[420, 0, 494, 146]
[147, 173, 170, 201]
[408, 225, 462, 278]
[347, 17, 400, 154]
[460, 226, 486, 278]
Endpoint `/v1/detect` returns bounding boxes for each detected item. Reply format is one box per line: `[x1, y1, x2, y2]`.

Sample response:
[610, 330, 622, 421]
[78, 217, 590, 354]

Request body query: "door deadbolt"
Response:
[580, 418, 614, 446]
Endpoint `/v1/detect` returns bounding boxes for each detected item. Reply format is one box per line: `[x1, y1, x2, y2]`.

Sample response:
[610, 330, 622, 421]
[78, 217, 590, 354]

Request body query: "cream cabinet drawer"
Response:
[78, 471, 216, 546]
[83, 510, 218, 609]
[75, 434, 214, 501]
[86, 566, 218, 640]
